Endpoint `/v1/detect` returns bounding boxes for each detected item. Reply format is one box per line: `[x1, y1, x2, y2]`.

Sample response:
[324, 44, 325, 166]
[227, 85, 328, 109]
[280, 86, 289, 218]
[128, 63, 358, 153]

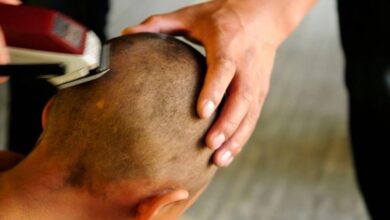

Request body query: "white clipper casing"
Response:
[8, 31, 101, 86]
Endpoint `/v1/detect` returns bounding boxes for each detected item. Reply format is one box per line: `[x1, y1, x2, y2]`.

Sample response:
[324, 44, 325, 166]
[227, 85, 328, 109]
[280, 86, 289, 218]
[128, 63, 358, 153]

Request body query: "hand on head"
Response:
[122, 0, 314, 167]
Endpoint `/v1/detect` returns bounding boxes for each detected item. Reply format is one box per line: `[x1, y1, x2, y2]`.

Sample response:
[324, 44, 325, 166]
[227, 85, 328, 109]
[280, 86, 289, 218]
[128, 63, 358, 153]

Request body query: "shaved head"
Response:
[42, 33, 217, 197]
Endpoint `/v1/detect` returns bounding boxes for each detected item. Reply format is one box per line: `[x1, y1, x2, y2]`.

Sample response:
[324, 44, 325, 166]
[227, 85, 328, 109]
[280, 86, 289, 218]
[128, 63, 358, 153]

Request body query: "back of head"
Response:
[43, 33, 217, 196]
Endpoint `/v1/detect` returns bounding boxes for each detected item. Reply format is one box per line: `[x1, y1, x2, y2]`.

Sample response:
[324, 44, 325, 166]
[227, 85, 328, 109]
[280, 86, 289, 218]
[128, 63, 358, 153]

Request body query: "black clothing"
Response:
[338, 0, 390, 219]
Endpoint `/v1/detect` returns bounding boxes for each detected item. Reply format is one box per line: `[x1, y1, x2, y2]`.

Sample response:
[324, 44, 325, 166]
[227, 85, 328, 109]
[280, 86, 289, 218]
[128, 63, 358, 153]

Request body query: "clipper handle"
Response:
[0, 3, 88, 54]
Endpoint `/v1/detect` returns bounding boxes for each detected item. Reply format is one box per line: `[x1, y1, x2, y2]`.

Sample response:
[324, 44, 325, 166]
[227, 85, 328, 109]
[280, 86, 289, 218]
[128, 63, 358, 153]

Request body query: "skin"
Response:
[0, 34, 217, 219]
[0, 150, 199, 220]
[0, 96, 210, 220]
[0, 0, 317, 166]
[123, 0, 317, 167]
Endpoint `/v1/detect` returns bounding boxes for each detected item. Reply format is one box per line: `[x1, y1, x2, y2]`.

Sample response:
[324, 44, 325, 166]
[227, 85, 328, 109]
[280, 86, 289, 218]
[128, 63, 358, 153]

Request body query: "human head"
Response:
[38, 33, 218, 219]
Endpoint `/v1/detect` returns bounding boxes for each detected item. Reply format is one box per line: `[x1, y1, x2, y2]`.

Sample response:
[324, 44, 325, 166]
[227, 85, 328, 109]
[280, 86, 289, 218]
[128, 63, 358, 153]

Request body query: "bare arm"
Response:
[123, 0, 317, 167]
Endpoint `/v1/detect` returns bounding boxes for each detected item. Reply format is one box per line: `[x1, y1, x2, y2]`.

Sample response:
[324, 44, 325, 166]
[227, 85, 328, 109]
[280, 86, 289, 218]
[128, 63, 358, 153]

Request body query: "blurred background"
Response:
[0, 0, 370, 219]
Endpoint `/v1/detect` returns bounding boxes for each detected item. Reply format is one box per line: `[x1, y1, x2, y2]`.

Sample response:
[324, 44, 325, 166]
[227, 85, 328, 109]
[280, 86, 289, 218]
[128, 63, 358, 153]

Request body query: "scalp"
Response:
[44, 33, 217, 194]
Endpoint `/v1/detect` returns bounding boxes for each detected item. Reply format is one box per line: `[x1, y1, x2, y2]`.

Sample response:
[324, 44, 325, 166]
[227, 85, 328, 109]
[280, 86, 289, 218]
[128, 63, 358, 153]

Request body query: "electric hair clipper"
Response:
[0, 3, 110, 89]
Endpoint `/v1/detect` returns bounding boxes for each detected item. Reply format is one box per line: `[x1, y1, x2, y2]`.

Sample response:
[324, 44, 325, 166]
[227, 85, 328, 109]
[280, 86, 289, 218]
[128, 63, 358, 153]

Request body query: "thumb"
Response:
[122, 13, 187, 35]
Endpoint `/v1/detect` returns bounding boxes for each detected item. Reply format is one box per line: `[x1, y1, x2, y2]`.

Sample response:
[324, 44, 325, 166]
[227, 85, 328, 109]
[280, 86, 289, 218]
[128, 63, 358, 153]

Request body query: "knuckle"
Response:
[246, 111, 261, 130]
[203, 81, 225, 103]
[244, 48, 256, 60]
[214, 57, 236, 73]
[145, 15, 162, 24]
[247, 101, 263, 124]
[251, 109, 261, 121]
[222, 118, 241, 134]
[229, 141, 243, 156]
[211, 10, 243, 35]
[238, 86, 255, 105]
[209, 83, 226, 100]
[247, 109, 259, 123]
[217, 20, 240, 35]
[259, 84, 269, 101]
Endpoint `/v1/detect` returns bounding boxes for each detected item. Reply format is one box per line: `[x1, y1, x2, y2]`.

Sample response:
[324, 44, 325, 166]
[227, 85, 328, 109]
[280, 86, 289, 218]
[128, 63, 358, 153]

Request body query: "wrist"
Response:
[218, 0, 317, 47]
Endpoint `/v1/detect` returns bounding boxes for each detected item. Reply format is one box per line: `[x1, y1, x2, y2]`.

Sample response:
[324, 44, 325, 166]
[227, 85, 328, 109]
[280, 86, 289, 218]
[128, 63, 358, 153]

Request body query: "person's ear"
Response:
[41, 97, 56, 129]
[136, 189, 189, 220]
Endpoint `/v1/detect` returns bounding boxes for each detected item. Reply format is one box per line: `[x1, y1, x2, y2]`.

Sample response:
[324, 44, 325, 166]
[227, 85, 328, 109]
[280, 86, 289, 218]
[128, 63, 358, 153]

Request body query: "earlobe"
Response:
[136, 189, 189, 220]
[41, 97, 56, 129]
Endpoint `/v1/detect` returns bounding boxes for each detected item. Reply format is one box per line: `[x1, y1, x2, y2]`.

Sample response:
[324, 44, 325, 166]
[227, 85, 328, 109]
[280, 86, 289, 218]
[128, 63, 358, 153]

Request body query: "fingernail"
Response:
[220, 150, 232, 167]
[225, 157, 234, 167]
[202, 101, 215, 118]
[211, 133, 225, 149]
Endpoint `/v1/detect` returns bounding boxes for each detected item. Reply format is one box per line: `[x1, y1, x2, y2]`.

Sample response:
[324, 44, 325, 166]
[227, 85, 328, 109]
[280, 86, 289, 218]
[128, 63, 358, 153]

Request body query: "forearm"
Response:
[216, 0, 318, 47]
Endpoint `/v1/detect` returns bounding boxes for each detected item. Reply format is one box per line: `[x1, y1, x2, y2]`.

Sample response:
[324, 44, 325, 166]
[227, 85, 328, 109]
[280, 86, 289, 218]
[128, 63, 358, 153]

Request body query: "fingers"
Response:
[213, 104, 261, 167]
[197, 44, 237, 119]
[202, 44, 261, 146]
[205, 71, 258, 147]
[122, 13, 187, 35]
[206, 53, 272, 167]
[213, 77, 269, 167]
[119, 1, 278, 169]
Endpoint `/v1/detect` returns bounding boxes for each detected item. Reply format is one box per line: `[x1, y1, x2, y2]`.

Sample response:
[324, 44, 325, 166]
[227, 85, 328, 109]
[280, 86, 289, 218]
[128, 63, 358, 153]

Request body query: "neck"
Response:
[0, 143, 142, 220]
